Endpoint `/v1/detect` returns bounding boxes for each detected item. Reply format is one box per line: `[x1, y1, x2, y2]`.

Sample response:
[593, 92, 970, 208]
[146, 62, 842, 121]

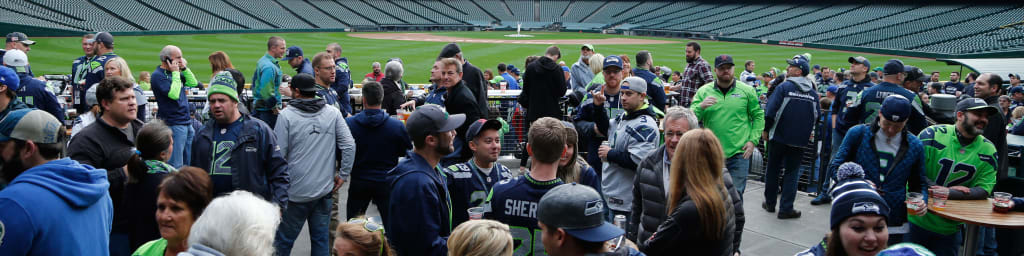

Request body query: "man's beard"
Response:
[959, 117, 986, 136]
[686, 55, 695, 63]
[435, 137, 454, 156]
[1, 151, 27, 183]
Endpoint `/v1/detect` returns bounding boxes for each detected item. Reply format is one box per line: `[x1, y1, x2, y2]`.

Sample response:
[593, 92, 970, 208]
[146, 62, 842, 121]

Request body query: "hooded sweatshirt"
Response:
[520, 56, 568, 124]
[0, 158, 113, 255]
[346, 109, 412, 183]
[275, 98, 354, 203]
[765, 76, 821, 147]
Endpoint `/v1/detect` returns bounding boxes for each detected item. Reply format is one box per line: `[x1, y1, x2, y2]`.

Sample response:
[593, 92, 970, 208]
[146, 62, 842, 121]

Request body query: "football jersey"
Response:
[909, 124, 997, 235]
[445, 160, 513, 226]
[485, 174, 563, 256]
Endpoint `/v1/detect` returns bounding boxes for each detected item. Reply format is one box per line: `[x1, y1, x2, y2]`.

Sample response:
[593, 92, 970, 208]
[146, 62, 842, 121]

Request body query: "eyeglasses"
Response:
[347, 218, 385, 256]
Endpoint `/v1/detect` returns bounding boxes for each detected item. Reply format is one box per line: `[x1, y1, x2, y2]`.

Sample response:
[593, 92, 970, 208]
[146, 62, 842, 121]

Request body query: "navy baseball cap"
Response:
[603, 55, 624, 71]
[848, 56, 871, 69]
[813, 64, 821, 70]
[714, 54, 734, 68]
[561, 66, 570, 72]
[405, 104, 466, 138]
[787, 57, 810, 76]
[85, 32, 113, 47]
[827, 85, 838, 94]
[1010, 86, 1023, 95]
[464, 118, 502, 142]
[880, 95, 911, 122]
[0, 109, 63, 144]
[281, 46, 304, 61]
[5, 32, 35, 45]
[957, 97, 998, 116]
[538, 183, 624, 242]
[883, 59, 904, 75]
[0, 66, 19, 90]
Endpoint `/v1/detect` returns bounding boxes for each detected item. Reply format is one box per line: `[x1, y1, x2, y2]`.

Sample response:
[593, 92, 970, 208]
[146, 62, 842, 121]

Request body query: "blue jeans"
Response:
[726, 154, 750, 196]
[254, 110, 278, 129]
[976, 226, 998, 256]
[764, 141, 804, 212]
[275, 194, 332, 256]
[169, 124, 194, 168]
[904, 222, 960, 256]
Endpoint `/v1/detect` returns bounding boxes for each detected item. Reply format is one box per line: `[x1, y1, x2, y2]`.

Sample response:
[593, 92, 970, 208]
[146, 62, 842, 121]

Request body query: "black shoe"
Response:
[762, 202, 775, 213]
[778, 210, 802, 219]
[810, 194, 832, 205]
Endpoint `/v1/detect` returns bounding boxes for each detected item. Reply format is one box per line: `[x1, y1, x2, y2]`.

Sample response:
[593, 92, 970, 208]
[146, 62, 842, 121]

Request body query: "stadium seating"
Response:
[3, 1, 1021, 56]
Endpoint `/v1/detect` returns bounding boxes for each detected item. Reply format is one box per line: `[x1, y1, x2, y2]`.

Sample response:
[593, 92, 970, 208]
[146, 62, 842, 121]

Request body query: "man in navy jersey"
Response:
[486, 117, 566, 256]
[446, 118, 513, 226]
[3, 50, 64, 122]
[81, 32, 118, 114]
[575, 55, 627, 173]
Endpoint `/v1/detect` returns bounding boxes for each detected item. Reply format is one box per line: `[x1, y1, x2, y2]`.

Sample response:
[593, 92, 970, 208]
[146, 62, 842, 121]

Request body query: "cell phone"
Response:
[163, 57, 173, 65]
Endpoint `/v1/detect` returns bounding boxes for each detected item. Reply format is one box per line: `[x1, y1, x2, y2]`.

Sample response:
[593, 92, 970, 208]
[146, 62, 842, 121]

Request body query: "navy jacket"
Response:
[190, 115, 290, 208]
[333, 57, 353, 115]
[386, 151, 452, 256]
[15, 72, 65, 122]
[294, 58, 313, 75]
[829, 123, 929, 227]
[843, 81, 927, 135]
[346, 109, 411, 183]
[765, 76, 820, 147]
[832, 77, 874, 135]
[634, 68, 667, 112]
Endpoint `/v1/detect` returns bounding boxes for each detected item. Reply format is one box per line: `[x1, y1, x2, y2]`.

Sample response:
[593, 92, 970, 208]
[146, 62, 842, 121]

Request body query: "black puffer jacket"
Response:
[640, 185, 736, 256]
[630, 145, 744, 254]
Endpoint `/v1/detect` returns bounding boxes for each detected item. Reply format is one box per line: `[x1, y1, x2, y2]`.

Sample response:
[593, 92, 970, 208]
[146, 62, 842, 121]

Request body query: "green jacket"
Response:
[692, 81, 765, 157]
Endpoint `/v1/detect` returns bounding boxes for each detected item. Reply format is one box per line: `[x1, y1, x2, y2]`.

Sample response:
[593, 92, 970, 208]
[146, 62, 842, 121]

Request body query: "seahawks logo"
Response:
[584, 199, 603, 216]
[852, 202, 881, 215]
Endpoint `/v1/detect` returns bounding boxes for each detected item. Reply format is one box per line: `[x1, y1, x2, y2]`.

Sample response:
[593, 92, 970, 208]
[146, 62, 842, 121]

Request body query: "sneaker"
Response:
[762, 202, 775, 213]
[810, 194, 832, 205]
[778, 210, 802, 219]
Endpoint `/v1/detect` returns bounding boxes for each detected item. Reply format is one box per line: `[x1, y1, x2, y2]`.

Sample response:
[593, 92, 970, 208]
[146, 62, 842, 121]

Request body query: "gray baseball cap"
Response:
[621, 77, 647, 94]
[538, 183, 623, 242]
[405, 104, 465, 138]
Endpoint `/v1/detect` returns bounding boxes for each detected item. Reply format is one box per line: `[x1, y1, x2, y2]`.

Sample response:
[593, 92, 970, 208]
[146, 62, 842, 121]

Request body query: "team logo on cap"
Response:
[607, 58, 618, 63]
[584, 199, 603, 216]
[892, 115, 900, 120]
[852, 202, 880, 214]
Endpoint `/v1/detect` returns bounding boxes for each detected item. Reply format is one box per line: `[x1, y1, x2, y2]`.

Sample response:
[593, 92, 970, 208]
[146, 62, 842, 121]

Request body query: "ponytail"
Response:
[128, 120, 174, 184]
[126, 151, 147, 184]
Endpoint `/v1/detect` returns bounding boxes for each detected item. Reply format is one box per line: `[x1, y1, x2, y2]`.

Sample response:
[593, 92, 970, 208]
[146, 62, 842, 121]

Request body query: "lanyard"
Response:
[436, 166, 453, 232]
[467, 161, 491, 191]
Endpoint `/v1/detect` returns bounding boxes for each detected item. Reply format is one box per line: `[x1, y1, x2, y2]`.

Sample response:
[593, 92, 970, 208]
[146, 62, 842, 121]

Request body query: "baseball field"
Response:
[28, 31, 964, 84]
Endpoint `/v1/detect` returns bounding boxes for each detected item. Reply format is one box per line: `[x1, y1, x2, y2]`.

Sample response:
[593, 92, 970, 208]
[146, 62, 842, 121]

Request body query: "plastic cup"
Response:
[500, 81, 508, 92]
[907, 192, 925, 215]
[467, 207, 485, 220]
[930, 187, 949, 210]
[993, 192, 1012, 213]
[397, 109, 411, 121]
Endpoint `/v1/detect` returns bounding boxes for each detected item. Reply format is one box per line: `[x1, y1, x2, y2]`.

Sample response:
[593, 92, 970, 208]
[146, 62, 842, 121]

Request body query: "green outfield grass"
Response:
[26, 31, 966, 85]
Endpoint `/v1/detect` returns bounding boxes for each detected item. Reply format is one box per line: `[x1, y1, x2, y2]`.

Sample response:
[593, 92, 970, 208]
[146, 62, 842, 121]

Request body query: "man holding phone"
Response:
[152, 45, 201, 168]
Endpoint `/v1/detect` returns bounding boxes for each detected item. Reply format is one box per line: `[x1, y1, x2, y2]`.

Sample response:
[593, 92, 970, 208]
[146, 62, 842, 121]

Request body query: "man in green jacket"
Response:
[692, 54, 765, 195]
[252, 36, 286, 128]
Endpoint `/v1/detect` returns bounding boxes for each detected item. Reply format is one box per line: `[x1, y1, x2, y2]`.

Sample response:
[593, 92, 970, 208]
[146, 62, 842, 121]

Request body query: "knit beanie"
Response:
[829, 162, 890, 229]
[207, 71, 239, 102]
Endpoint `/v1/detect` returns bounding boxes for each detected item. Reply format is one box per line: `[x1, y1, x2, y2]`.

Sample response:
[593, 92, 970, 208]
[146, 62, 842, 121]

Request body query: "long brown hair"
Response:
[208, 51, 234, 76]
[667, 129, 728, 239]
[557, 123, 583, 183]
[824, 230, 845, 256]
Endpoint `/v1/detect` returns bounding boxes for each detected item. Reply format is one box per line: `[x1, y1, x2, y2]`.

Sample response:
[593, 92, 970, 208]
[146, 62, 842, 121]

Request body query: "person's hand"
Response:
[400, 100, 415, 109]
[700, 96, 718, 109]
[598, 145, 611, 159]
[332, 176, 345, 193]
[907, 199, 927, 216]
[179, 58, 188, 69]
[742, 142, 756, 159]
[928, 185, 949, 195]
[593, 91, 606, 106]
[121, 164, 131, 181]
[167, 59, 181, 72]
[949, 186, 970, 194]
[272, 107, 280, 115]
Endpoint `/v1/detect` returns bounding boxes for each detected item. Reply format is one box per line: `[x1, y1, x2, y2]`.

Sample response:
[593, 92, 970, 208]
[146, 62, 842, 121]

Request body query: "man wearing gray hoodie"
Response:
[273, 73, 355, 255]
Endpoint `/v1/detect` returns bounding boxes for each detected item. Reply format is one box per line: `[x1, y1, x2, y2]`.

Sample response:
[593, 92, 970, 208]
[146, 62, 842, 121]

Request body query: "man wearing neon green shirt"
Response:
[906, 98, 997, 256]
[692, 54, 765, 195]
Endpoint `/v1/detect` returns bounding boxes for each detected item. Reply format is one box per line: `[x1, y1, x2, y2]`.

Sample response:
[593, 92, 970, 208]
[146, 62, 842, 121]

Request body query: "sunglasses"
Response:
[347, 218, 385, 256]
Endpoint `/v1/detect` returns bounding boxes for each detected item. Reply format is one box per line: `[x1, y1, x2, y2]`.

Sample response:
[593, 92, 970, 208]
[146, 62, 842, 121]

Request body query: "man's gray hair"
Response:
[372, 62, 381, 68]
[187, 191, 280, 256]
[385, 60, 403, 80]
[664, 106, 698, 130]
[159, 45, 179, 62]
[327, 42, 342, 55]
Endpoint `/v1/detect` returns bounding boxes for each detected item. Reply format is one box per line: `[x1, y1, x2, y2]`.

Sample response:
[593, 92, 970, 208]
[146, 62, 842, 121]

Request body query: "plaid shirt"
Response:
[680, 56, 714, 107]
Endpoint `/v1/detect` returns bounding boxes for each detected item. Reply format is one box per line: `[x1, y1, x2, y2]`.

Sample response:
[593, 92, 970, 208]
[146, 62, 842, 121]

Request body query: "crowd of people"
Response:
[0, 30, 1023, 256]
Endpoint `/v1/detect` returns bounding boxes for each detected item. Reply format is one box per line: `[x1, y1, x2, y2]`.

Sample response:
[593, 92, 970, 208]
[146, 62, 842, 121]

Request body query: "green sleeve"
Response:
[748, 87, 766, 145]
[168, 71, 183, 101]
[973, 152, 998, 193]
[182, 68, 199, 88]
[692, 86, 706, 120]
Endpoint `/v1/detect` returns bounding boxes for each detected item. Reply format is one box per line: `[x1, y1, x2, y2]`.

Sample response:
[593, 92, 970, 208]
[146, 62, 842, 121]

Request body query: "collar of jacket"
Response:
[198, 115, 259, 144]
[624, 104, 657, 120]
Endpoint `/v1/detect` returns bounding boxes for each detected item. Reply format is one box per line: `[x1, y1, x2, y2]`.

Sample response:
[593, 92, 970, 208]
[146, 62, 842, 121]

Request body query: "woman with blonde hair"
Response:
[334, 217, 395, 256]
[105, 57, 149, 121]
[586, 53, 605, 89]
[641, 129, 735, 256]
[448, 220, 513, 256]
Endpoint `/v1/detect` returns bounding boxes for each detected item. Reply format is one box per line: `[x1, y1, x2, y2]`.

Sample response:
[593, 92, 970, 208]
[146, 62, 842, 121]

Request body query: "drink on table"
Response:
[993, 192, 1013, 213]
[500, 81, 507, 93]
[906, 192, 926, 215]
[467, 207, 485, 220]
[930, 187, 949, 210]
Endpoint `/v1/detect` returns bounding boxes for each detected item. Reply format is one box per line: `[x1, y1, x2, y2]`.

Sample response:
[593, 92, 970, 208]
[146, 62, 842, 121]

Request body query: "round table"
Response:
[927, 199, 1024, 255]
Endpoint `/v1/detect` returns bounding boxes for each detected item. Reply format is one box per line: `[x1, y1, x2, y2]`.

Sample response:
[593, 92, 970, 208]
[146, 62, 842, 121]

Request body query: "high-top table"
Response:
[927, 199, 1024, 255]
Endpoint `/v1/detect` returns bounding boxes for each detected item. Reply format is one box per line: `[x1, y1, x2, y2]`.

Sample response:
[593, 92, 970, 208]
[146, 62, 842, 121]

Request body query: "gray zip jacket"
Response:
[602, 106, 659, 212]
[275, 98, 355, 203]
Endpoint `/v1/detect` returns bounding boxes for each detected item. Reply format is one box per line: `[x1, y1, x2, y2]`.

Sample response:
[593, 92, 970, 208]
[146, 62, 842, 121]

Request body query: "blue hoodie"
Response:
[765, 76, 820, 147]
[346, 109, 412, 183]
[386, 151, 451, 256]
[333, 57, 354, 115]
[0, 158, 113, 255]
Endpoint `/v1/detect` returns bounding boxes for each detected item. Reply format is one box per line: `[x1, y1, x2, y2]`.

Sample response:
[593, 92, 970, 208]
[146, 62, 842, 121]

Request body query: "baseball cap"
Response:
[873, 67, 883, 72]
[438, 43, 461, 59]
[281, 46, 304, 61]
[405, 104, 466, 138]
[85, 32, 114, 47]
[5, 32, 35, 45]
[581, 44, 594, 51]
[603, 55, 623, 71]
[957, 97, 998, 116]
[621, 77, 647, 94]
[869, 72, 879, 79]
[538, 183, 624, 242]
[0, 66, 19, 90]
[827, 85, 838, 94]
[1010, 86, 1023, 95]
[289, 73, 317, 93]
[787, 57, 810, 76]
[0, 109, 63, 144]
[903, 65, 929, 83]
[813, 64, 821, 70]
[561, 66, 570, 72]
[883, 59, 904, 75]
[880, 95, 911, 122]
[714, 54, 734, 68]
[464, 118, 502, 142]
[2, 49, 28, 73]
[829, 162, 890, 229]
[848, 56, 871, 69]
[207, 71, 239, 102]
